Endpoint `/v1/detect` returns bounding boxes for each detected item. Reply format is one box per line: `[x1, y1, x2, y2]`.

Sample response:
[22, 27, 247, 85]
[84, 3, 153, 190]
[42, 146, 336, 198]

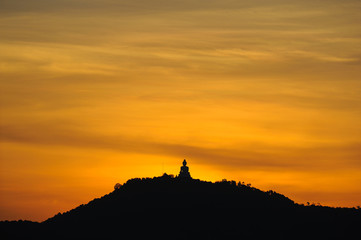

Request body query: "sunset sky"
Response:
[1, 0, 361, 221]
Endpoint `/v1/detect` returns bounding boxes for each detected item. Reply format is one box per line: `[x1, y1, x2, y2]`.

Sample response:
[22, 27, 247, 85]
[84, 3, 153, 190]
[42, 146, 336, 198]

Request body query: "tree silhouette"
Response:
[114, 183, 121, 190]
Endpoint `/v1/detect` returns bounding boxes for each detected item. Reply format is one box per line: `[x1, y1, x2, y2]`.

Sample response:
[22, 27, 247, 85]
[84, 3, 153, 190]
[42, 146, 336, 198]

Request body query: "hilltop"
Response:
[1, 173, 360, 239]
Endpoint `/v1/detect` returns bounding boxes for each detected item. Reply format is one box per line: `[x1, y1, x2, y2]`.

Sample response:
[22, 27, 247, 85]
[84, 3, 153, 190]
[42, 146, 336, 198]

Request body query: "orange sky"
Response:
[1, 0, 361, 221]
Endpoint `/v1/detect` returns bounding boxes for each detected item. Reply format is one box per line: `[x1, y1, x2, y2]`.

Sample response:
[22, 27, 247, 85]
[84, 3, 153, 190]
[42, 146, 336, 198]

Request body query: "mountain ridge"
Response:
[2, 174, 360, 239]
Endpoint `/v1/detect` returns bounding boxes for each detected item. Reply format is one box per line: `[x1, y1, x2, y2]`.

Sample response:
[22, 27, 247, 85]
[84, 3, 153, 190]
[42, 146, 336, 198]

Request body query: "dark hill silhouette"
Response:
[1, 174, 360, 239]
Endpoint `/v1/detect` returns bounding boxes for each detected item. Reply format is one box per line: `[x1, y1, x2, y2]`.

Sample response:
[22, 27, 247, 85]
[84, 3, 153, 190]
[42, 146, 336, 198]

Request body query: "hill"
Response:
[1, 174, 360, 239]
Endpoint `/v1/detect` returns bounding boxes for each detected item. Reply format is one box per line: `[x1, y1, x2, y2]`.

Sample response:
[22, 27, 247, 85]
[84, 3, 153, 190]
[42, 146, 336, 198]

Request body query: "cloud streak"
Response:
[1, 123, 360, 172]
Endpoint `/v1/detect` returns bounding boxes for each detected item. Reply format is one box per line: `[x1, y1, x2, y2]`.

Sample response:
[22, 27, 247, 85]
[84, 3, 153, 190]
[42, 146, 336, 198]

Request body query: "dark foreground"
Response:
[1, 175, 360, 239]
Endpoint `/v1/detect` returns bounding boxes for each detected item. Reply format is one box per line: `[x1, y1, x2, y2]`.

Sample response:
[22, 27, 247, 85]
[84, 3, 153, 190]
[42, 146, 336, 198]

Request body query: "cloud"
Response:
[0, 0, 360, 176]
[1, 123, 361, 172]
[1, 0, 360, 82]
[288, 50, 359, 63]
[0, 0, 284, 15]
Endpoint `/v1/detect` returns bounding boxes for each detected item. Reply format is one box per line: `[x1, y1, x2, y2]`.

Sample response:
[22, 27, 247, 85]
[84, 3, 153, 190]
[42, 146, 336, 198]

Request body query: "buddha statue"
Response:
[178, 159, 191, 179]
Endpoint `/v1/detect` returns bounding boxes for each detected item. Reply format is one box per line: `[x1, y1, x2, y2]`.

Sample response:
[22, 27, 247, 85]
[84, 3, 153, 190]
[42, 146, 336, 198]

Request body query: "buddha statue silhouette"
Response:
[178, 159, 191, 179]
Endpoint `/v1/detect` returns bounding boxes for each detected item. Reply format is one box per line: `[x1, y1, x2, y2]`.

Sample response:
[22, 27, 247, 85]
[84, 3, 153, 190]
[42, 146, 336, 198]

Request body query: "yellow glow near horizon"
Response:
[1, 0, 361, 221]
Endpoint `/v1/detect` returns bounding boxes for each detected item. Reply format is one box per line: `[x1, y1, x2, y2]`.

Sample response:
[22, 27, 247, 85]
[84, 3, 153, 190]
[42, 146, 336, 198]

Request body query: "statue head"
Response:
[183, 159, 187, 166]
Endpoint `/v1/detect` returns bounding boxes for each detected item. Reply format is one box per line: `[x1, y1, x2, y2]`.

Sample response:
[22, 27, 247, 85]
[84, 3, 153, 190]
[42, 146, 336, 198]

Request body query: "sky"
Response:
[1, 0, 361, 221]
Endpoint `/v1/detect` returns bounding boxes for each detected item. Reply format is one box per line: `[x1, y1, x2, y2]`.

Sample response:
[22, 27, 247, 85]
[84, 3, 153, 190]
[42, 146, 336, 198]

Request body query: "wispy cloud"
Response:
[1, 123, 360, 172]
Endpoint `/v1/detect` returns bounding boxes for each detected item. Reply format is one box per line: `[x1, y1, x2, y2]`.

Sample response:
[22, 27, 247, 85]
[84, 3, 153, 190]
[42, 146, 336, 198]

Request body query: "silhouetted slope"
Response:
[2, 174, 360, 239]
[0, 220, 40, 239]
